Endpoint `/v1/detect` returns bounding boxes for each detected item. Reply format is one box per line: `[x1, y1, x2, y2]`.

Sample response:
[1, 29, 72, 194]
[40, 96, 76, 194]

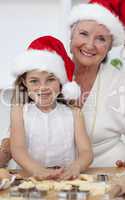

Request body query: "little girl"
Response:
[10, 36, 93, 180]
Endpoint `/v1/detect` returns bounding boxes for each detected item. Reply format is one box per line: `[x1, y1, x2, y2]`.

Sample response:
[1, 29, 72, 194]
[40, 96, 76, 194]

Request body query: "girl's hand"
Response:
[59, 161, 81, 180]
[33, 167, 64, 180]
[116, 160, 125, 167]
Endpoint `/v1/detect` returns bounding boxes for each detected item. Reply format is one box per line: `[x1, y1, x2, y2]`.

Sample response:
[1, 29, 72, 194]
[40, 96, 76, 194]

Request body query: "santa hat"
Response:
[12, 35, 81, 100]
[69, 0, 125, 47]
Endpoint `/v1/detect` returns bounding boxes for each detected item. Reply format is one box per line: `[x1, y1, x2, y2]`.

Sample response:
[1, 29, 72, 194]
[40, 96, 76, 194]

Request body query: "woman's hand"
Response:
[1, 138, 11, 154]
[109, 177, 125, 198]
[33, 167, 64, 180]
[116, 160, 125, 167]
[0, 138, 12, 167]
[59, 161, 81, 180]
[67, 99, 83, 109]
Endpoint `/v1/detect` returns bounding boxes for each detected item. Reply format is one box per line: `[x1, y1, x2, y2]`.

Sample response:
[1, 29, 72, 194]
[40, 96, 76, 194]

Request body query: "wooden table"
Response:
[0, 167, 125, 200]
[86, 167, 125, 200]
[86, 166, 125, 174]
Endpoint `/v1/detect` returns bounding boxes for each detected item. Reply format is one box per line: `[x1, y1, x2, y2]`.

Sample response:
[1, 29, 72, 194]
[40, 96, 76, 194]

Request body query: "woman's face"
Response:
[70, 20, 112, 68]
[24, 70, 60, 108]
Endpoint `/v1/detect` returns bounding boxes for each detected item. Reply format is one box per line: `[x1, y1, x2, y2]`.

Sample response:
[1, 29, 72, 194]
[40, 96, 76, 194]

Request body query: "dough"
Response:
[0, 168, 10, 179]
[18, 181, 35, 190]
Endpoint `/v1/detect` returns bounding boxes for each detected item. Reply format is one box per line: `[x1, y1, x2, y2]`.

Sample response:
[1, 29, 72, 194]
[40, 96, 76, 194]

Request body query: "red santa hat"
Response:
[12, 35, 81, 100]
[69, 0, 125, 47]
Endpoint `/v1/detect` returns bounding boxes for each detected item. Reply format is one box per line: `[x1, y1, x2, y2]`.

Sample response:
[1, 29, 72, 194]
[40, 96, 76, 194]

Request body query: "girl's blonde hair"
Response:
[11, 73, 32, 105]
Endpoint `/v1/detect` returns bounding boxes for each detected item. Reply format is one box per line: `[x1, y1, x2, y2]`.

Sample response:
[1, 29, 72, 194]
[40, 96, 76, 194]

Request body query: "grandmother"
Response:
[69, 0, 125, 167]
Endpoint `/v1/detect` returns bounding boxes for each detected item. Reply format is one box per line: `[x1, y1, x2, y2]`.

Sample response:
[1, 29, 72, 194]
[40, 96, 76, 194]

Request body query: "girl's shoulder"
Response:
[23, 103, 36, 115]
[57, 103, 73, 115]
[23, 103, 73, 119]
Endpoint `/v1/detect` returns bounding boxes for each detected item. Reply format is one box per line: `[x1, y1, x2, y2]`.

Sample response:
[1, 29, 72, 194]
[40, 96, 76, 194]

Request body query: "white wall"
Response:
[0, 0, 69, 88]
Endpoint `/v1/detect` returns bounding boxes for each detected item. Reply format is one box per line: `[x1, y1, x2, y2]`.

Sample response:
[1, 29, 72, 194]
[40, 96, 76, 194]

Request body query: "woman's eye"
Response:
[97, 36, 106, 42]
[80, 31, 88, 36]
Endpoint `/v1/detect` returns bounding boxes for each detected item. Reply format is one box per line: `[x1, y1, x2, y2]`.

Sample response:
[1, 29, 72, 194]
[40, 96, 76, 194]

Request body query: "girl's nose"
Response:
[39, 81, 49, 90]
[38, 80, 46, 87]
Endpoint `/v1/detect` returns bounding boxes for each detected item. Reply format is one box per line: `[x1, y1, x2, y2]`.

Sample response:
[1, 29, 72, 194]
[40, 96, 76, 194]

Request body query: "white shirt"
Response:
[23, 103, 75, 167]
[83, 62, 125, 167]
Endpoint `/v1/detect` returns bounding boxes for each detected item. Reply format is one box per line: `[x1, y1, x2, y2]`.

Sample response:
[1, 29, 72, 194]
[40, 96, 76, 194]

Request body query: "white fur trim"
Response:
[13, 50, 68, 84]
[69, 3, 125, 46]
[62, 81, 81, 99]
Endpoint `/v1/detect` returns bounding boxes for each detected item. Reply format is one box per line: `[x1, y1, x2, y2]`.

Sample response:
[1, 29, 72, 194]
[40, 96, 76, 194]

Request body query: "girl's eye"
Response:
[29, 79, 38, 84]
[47, 77, 56, 82]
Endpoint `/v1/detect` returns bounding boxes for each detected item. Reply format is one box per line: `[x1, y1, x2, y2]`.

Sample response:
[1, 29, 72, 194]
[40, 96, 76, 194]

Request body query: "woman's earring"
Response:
[69, 43, 72, 54]
[69, 39, 72, 54]
[70, 48, 72, 54]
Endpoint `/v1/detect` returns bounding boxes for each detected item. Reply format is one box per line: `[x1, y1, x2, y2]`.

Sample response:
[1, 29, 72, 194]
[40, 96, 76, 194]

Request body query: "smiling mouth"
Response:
[37, 92, 52, 97]
[80, 49, 96, 57]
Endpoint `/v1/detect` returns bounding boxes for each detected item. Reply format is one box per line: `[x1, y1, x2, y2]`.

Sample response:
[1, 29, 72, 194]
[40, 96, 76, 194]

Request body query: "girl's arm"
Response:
[73, 108, 93, 171]
[10, 105, 41, 174]
[60, 108, 93, 180]
[10, 105, 62, 179]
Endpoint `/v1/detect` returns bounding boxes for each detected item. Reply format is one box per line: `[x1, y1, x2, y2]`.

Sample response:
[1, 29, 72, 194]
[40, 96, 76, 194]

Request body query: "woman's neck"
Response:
[75, 63, 101, 93]
[75, 63, 100, 77]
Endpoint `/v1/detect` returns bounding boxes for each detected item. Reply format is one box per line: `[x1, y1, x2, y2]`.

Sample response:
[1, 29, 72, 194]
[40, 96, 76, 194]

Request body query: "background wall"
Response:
[0, 0, 67, 88]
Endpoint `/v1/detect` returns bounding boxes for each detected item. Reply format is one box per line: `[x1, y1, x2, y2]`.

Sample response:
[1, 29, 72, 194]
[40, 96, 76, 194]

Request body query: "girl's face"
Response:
[24, 70, 60, 109]
[70, 20, 112, 68]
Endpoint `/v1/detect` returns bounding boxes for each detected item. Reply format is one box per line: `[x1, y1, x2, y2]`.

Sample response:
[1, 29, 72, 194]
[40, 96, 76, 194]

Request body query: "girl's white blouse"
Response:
[23, 103, 75, 167]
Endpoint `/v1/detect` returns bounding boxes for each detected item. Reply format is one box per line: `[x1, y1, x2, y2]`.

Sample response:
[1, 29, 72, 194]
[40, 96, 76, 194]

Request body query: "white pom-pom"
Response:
[62, 81, 81, 100]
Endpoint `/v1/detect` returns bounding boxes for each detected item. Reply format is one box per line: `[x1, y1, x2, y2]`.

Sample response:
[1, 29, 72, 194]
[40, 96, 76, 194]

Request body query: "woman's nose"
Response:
[85, 37, 95, 49]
